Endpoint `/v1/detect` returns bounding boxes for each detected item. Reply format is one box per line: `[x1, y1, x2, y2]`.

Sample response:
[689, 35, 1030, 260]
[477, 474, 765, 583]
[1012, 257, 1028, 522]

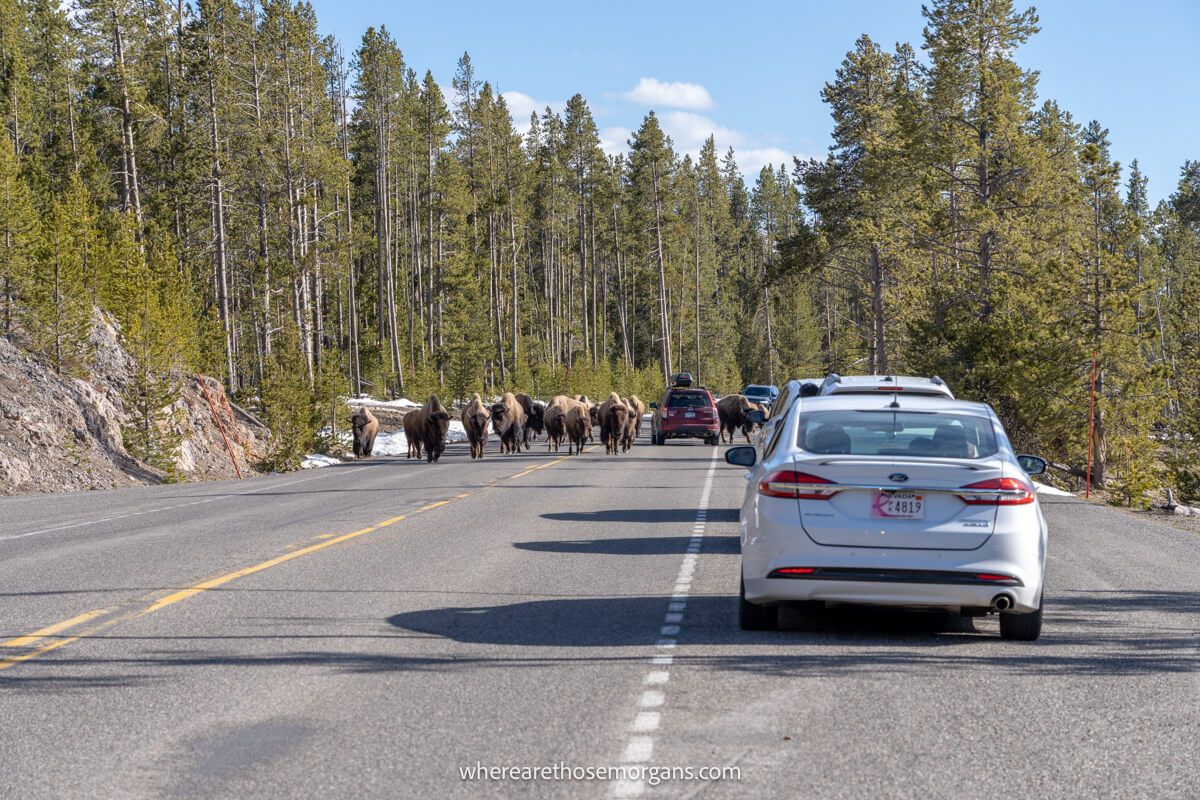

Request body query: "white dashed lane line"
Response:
[612, 447, 719, 798]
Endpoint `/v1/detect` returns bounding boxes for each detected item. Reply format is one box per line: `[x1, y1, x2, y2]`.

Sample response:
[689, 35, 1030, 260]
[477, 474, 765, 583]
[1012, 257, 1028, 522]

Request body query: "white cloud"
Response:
[658, 110, 747, 153]
[599, 126, 632, 157]
[623, 77, 714, 111]
[502, 91, 565, 134]
[735, 147, 797, 176]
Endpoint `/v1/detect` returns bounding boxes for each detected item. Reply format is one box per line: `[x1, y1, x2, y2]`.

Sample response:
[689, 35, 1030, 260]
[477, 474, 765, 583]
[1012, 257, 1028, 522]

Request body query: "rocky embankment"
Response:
[0, 313, 269, 496]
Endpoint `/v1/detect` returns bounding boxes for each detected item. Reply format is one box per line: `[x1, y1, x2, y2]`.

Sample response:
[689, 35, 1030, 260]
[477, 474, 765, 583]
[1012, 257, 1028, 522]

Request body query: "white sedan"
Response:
[726, 392, 1048, 640]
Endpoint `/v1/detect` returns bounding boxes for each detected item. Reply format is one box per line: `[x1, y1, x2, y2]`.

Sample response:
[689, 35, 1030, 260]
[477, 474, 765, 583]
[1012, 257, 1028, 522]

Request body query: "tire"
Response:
[653, 431, 665, 446]
[706, 434, 719, 446]
[999, 596, 1043, 641]
[739, 577, 778, 631]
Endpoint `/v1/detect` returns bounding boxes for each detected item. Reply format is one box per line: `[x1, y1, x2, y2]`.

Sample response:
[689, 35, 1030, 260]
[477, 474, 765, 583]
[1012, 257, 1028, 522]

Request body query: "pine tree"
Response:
[0, 140, 37, 338]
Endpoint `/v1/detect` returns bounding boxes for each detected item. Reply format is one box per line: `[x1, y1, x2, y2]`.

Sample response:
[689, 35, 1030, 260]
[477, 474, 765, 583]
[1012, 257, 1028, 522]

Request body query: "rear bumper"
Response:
[661, 424, 718, 438]
[743, 575, 1040, 613]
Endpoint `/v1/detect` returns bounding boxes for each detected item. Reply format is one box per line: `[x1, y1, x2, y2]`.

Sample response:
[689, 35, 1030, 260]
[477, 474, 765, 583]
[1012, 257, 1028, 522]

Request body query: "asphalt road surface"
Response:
[0, 436, 1196, 799]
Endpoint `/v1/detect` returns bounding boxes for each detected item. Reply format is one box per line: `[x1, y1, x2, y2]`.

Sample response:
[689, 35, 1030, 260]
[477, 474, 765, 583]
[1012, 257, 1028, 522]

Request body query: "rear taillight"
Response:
[958, 478, 1035, 505]
[759, 470, 839, 500]
[774, 567, 816, 575]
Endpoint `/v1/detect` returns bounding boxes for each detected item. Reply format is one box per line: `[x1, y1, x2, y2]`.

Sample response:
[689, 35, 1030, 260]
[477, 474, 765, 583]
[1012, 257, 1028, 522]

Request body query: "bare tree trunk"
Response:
[870, 243, 886, 374]
[112, 12, 143, 236]
[207, 44, 235, 391]
[651, 159, 671, 384]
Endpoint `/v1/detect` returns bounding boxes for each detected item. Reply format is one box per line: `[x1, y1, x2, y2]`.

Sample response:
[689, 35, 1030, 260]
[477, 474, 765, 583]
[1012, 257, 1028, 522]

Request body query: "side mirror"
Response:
[746, 409, 765, 425]
[725, 446, 757, 468]
[649, 402, 659, 409]
[1017, 454, 1047, 476]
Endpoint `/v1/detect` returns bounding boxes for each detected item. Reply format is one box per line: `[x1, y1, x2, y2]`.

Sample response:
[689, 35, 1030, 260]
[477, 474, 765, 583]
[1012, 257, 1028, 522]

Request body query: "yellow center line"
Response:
[1, 608, 113, 648]
[0, 446, 589, 673]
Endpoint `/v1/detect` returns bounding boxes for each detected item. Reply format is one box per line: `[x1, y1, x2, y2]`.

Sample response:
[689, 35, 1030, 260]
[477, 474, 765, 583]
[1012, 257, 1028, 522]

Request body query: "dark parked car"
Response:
[742, 384, 779, 407]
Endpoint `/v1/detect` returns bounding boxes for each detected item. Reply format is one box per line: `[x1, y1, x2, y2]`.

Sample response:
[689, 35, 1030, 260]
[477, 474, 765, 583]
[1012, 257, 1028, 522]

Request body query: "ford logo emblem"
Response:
[889, 473, 909, 483]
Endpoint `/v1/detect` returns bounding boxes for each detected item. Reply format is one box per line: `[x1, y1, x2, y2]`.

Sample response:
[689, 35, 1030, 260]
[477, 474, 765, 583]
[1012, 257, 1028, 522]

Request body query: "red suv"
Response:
[651, 375, 720, 445]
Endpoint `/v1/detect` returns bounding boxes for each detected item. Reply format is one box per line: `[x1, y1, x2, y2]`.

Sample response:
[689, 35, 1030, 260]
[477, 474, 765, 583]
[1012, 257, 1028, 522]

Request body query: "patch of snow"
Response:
[1034, 481, 1074, 497]
[347, 395, 420, 410]
[367, 421, 468, 458]
[301, 453, 343, 469]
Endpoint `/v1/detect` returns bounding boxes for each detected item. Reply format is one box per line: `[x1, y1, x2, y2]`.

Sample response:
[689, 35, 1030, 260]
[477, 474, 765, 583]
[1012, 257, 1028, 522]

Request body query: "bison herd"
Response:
[347, 390, 765, 462]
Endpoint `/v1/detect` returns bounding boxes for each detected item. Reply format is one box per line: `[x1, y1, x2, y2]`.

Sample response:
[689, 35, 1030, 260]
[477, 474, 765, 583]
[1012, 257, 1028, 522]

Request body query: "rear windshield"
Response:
[796, 410, 997, 459]
[667, 391, 711, 408]
[744, 385, 771, 395]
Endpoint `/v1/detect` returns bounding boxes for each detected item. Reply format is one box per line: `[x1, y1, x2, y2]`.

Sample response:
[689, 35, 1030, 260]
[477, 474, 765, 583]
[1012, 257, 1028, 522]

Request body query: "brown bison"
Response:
[599, 393, 630, 455]
[564, 398, 592, 455]
[461, 393, 491, 460]
[349, 406, 379, 458]
[575, 395, 598, 442]
[516, 393, 544, 449]
[410, 395, 451, 462]
[402, 409, 423, 460]
[543, 396, 571, 452]
[620, 396, 641, 452]
[746, 401, 770, 438]
[490, 392, 527, 454]
[717, 394, 762, 444]
[626, 395, 647, 439]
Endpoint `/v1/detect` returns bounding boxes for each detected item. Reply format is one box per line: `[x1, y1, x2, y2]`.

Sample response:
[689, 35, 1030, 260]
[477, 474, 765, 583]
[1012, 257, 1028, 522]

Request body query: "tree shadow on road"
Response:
[541, 507, 739, 524]
[514, 535, 739, 555]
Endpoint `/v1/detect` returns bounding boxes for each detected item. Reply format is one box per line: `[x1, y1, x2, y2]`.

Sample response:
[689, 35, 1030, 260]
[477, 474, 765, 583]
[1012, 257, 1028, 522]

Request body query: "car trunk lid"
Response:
[793, 455, 1003, 550]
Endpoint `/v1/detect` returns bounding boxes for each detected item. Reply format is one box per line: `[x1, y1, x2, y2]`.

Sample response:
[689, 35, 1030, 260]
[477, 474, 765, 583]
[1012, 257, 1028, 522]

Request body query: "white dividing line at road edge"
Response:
[612, 446, 719, 799]
[0, 466, 372, 543]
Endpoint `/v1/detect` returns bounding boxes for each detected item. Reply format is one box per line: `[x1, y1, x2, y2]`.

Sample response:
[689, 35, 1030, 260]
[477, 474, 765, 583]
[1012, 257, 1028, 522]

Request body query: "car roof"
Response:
[819, 374, 954, 398]
[791, 393, 993, 417]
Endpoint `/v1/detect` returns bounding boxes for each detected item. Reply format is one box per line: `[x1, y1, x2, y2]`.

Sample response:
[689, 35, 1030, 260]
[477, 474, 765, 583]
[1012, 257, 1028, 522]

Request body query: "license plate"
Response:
[685, 412, 696, 418]
[872, 492, 924, 519]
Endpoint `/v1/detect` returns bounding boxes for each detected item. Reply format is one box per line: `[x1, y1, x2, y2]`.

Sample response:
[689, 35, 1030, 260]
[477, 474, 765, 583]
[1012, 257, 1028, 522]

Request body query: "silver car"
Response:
[726, 391, 1048, 640]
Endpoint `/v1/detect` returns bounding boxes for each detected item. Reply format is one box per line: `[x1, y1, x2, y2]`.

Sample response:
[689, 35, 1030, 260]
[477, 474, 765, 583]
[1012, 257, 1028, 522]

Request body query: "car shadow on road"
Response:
[513, 535, 740, 555]
[385, 591, 1199, 677]
[541, 507, 740, 524]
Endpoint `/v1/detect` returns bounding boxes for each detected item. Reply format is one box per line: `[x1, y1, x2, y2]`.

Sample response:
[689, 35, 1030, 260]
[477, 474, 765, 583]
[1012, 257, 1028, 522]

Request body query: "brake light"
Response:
[975, 573, 1016, 582]
[759, 471, 839, 500]
[876, 386, 904, 392]
[957, 478, 1035, 505]
[775, 567, 816, 575]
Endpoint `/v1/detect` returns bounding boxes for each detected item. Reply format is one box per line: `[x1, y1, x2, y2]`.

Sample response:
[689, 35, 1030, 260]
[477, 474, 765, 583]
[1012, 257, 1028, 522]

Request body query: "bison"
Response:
[516, 393, 544, 449]
[461, 393, 491, 460]
[490, 392, 526, 454]
[411, 395, 451, 462]
[349, 406, 379, 459]
[564, 398, 592, 455]
[620, 396, 640, 452]
[626, 395, 647, 439]
[599, 393, 630, 455]
[717, 394, 761, 444]
[543, 396, 570, 452]
[402, 409, 423, 460]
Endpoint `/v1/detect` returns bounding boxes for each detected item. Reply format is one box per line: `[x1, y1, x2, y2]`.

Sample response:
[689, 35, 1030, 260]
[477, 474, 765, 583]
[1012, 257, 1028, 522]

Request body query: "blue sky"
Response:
[309, 0, 1197, 203]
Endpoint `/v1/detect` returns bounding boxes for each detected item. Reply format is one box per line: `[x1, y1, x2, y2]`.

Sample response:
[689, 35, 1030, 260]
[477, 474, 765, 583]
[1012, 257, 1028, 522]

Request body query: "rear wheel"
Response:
[653, 431, 665, 446]
[739, 577, 778, 631]
[999, 595, 1043, 641]
[705, 434, 719, 446]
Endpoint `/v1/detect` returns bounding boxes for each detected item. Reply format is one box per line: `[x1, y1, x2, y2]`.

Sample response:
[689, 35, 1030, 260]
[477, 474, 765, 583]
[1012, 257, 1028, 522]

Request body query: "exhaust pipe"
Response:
[991, 594, 1013, 612]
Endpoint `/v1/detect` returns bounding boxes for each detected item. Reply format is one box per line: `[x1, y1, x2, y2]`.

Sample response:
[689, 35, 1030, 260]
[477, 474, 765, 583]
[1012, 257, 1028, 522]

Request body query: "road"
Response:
[0, 436, 1196, 799]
